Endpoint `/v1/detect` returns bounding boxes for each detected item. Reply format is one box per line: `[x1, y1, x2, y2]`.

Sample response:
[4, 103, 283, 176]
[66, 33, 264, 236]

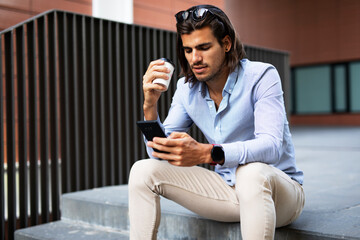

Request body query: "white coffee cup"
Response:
[153, 58, 174, 92]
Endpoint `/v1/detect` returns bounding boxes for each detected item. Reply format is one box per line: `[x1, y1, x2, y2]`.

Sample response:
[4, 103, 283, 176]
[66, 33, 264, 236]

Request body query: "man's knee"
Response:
[129, 159, 165, 191]
[235, 162, 275, 201]
[237, 162, 275, 180]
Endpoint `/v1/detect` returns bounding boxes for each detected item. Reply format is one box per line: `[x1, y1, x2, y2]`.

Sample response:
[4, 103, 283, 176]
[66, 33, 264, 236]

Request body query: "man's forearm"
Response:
[143, 104, 158, 120]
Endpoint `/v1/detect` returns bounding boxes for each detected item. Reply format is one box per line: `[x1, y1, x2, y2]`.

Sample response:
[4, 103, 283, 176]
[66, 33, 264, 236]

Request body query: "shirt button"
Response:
[209, 105, 213, 108]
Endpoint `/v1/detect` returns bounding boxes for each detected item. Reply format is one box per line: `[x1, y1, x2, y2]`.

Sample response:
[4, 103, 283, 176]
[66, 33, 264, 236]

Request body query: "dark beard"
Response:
[194, 60, 227, 83]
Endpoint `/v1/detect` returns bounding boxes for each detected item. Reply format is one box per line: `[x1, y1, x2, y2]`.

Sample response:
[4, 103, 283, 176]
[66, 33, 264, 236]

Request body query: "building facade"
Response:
[1, 0, 360, 125]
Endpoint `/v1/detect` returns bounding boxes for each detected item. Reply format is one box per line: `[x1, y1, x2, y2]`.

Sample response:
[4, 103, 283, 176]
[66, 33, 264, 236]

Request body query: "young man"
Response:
[129, 5, 304, 240]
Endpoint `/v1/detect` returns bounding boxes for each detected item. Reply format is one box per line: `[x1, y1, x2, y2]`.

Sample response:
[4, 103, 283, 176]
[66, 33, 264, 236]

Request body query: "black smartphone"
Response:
[136, 120, 168, 153]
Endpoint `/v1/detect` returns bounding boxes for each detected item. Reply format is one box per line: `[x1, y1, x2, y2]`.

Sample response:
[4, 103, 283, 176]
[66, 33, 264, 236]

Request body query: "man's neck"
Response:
[206, 66, 230, 97]
[205, 66, 230, 110]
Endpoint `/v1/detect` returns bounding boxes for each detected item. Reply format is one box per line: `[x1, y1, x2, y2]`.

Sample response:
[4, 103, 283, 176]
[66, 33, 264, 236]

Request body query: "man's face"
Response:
[181, 26, 229, 83]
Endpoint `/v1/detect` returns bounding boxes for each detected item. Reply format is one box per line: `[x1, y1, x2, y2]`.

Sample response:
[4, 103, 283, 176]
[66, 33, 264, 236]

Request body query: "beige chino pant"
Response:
[128, 159, 304, 240]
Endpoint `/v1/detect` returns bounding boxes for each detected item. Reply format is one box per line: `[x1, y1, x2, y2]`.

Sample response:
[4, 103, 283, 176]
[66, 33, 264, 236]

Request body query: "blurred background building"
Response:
[1, 0, 359, 125]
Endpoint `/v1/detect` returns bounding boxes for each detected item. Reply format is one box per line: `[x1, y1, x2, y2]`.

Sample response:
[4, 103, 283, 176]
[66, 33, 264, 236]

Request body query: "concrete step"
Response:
[14, 220, 129, 240]
[60, 185, 242, 239]
[60, 185, 360, 240]
[61, 185, 130, 231]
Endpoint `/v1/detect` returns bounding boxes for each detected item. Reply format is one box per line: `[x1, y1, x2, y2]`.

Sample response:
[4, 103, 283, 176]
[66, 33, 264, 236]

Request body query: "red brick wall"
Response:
[2, 0, 358, 68]
[0, 0, 92, 32]
[225, 0, 360, 66]
[224, 0, 360, 125]
[133, 0, 225, 31]
[290, 114, 360, 126]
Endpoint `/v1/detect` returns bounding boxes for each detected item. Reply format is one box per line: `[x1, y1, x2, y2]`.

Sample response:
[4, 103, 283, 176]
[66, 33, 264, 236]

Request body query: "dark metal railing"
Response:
[0, 9, 289, 240]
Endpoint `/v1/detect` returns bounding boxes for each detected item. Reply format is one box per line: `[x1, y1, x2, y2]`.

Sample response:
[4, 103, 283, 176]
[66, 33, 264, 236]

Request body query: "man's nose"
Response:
[192, 50, 202, 63]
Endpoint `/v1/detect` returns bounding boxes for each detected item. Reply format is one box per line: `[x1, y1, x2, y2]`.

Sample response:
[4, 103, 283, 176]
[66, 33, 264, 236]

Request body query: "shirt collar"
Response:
[223, 63, 240, 95]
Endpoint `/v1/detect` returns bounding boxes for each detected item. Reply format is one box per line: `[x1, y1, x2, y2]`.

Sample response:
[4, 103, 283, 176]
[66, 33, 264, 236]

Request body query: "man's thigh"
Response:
[132, 159, 240, 222]
[235, 162, 304, 227]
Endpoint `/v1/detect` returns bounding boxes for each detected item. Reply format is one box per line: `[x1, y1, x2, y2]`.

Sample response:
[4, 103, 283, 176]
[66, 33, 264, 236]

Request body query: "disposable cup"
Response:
[153, 58, 174, 91]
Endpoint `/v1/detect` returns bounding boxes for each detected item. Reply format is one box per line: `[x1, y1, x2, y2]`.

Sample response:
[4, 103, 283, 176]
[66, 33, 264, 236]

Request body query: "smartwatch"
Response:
[210, 144, 224, 165]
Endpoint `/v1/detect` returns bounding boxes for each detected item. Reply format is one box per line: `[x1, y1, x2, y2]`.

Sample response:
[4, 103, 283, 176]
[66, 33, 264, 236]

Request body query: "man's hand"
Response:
[147, 132, 213, 166]
[142, 59, 171, 120]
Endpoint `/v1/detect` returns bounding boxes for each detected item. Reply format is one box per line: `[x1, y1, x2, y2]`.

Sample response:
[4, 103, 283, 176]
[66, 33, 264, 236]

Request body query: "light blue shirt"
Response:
[145, 59, 303, 186]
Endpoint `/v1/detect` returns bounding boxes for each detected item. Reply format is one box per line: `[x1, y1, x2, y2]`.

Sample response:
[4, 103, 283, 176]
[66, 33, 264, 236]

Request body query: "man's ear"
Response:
[222, 35, 232, 52]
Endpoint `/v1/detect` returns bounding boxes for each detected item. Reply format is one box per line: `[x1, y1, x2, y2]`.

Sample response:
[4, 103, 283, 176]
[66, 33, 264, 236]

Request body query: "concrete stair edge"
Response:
[15, 185, 360, 240]
[14, 220, 129, 240]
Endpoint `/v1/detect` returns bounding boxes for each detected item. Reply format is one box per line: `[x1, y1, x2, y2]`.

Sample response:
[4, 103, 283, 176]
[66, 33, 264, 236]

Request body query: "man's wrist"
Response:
[205, 144, 214, 164]
[143, 104, 157, 120]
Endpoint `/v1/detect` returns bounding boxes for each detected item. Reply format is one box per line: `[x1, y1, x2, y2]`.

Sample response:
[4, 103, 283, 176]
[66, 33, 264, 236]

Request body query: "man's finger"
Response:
[144, 82, 167, 92]
[147, 140, 174, 153]
[152, 136, 183, 147]
[147, 59, 165, 70]
[151, 151, 178, 161]
[168, 132, 189, 139]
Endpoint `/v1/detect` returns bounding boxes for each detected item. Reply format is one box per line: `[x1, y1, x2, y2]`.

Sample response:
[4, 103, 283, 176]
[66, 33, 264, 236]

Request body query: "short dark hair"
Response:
[175, 5, 246, 84]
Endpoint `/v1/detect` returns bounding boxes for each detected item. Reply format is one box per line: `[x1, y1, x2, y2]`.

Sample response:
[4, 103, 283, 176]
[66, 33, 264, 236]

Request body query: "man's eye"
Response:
[184, 49, 192, 54]
[200, 46, 210, 51]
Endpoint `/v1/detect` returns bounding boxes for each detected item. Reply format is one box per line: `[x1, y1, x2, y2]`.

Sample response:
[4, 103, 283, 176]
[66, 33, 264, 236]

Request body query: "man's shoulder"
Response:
[240, 59, 279, 85]
[242, 59, 275, 75]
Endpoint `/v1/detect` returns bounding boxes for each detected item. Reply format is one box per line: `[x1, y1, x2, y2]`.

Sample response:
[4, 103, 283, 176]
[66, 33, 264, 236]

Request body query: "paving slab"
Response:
[289, 126, 360, 239]
[14, 220, 129, 240]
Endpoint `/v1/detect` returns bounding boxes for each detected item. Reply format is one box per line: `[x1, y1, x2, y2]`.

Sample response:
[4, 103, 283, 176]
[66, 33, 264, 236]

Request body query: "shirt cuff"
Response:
[221, 142, 244, 168]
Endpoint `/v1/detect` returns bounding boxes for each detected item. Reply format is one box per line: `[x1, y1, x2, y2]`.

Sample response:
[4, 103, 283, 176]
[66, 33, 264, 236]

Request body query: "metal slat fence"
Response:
[0, 10, 289, 240]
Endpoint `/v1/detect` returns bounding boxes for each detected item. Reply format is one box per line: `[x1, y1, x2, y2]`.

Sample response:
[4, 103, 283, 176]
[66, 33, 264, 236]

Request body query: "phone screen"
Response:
[137, 120, 168, 153]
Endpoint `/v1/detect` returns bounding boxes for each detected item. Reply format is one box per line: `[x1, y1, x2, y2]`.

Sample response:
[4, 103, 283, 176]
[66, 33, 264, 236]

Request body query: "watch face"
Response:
[212, 145, 224, 162]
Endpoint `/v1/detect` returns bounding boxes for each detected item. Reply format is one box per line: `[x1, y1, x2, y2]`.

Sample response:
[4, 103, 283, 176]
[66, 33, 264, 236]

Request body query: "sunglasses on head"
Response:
[175, 7, 217, 23]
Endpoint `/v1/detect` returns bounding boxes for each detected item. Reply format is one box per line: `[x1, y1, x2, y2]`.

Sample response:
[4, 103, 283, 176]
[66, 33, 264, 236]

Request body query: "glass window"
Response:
[334, 65, 346, 112]
[349, 62, 360, 112]
[294, 65, 331, 114]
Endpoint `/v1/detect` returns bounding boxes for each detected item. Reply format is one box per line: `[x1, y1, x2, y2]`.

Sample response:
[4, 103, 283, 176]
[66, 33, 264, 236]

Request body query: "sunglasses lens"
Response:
[182, 11, 189, 21]
[175, 7, 213, 23]
[194, 8, 208, 20]
[175, 11, 189, 23]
